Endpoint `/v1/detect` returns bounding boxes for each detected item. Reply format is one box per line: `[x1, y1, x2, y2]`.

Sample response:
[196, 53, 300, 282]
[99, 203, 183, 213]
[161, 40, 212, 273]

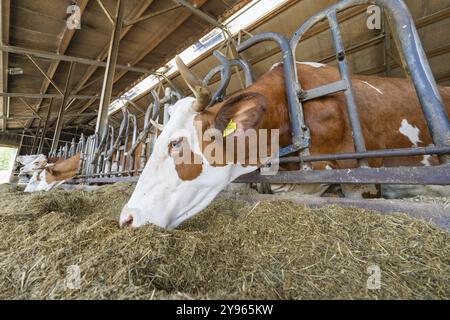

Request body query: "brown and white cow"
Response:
[25, 153, 80, 192]
[119, 57, 450, 228]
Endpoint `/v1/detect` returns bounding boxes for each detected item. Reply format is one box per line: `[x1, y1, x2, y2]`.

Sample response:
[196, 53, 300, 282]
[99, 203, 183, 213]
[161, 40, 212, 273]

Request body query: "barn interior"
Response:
[0, 0, 449, 301]
[1, 0, 449, 158]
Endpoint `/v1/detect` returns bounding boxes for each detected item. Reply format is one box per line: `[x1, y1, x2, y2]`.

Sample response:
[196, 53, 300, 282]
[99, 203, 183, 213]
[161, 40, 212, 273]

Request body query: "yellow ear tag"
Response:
[223, 119, 237, 137]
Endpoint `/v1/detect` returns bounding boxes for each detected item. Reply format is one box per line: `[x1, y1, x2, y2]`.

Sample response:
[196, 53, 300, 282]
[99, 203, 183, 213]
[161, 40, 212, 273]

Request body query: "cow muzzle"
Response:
[119, 206, 137, 228]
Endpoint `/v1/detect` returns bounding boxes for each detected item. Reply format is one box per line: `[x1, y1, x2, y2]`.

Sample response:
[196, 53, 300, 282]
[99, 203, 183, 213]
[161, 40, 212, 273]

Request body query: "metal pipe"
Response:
[208, 51, 232, 106]
[171, 0, 224, 29]
[235, 165, 450, 185]
[237, 32, 309, 152]
[30, 119, 41, 154]
[96, 0, 124, 145]
[18, 97, 45, 122]
[37, 98, 53, 154]
[126, 112, 138, 172]
[0, 44, 152, 74]
[290, 0, 450, 163]
[204, 57, 254, 91]
[279, 146, 450, 164]
[51, 62, 75, 154]
[26, 54, 64, 96]
[124, 4, 183, 26]
[327, 10, 368, 167]
[0, 92, 99, 99]
[95, 0, 114, 25]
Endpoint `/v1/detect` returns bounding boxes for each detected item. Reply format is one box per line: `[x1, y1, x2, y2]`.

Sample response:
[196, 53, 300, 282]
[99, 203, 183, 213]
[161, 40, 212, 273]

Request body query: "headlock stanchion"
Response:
[234, 0, 450, 185]
[204, 51, 255, 98]
[237, 32, 311, 159]
[69, 81, 181, 182]
[61, 0, 449, 186]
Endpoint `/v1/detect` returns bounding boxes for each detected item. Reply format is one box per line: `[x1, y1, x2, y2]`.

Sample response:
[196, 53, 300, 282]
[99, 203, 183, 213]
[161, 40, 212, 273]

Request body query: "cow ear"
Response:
[213, 92, 268, 135]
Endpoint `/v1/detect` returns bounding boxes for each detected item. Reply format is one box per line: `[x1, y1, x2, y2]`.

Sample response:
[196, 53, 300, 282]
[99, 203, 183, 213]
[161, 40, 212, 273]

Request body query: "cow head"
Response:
[17, 154, 48, 175]
[120, 57, 276, 228]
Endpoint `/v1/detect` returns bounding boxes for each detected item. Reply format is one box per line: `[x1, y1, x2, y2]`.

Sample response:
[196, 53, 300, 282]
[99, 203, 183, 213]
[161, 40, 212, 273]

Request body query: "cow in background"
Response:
[23, 153, 80, 192]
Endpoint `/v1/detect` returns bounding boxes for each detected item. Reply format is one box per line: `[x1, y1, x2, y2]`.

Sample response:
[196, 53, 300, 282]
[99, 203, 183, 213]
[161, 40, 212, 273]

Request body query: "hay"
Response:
[0, 183, 449, 300]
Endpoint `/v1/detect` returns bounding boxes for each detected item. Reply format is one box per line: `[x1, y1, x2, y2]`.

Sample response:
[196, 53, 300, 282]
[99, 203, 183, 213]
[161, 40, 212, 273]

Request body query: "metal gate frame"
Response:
[233, 0, 450, 185]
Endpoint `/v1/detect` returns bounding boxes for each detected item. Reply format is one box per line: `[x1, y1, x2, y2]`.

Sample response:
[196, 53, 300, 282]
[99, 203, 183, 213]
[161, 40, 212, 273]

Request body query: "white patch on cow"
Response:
[361, 81, 383, 95]
[399, 119, 422, 147]
[270, 62, 283, 70]
[421, 155, 432, 167]
[297, 61, 326, 68]
[325, 165, 333, 170]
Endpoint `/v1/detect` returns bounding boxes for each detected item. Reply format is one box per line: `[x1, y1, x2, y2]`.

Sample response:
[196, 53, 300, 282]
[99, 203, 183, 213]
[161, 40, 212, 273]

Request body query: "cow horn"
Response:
[150, 119, 164, 132]
[175, 55, 211, 112]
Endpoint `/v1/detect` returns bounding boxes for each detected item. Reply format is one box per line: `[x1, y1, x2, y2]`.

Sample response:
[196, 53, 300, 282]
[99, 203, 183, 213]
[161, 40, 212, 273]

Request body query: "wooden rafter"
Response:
[24, 0, 90, 131]
[79, 0, 208, 125]
[67, 0, 156, 121]
[0, 0, 10, 131]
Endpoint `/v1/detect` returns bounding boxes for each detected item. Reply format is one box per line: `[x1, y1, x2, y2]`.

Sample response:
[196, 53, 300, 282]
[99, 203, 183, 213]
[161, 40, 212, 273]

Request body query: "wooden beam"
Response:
[68, 0, 155, 123]
[0, 0, 10, 131]
[78, 0, 208, 117]
[25, 0, 90, 131]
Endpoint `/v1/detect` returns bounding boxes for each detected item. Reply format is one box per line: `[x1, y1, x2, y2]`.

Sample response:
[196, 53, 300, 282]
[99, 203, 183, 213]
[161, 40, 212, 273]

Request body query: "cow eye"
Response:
[170, 139, 182, 149]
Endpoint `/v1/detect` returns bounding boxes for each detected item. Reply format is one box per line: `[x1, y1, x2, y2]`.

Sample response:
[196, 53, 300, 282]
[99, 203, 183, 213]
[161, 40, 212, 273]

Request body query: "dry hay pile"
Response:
[0, 182, 449, 300]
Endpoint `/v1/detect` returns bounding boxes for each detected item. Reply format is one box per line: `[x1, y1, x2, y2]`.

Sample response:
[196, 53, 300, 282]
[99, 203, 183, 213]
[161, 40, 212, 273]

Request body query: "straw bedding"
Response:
[0, 183, 448, 299]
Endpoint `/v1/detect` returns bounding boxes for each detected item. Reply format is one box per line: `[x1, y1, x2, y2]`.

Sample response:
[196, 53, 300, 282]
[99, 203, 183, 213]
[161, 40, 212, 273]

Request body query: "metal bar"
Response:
[30, 119, 41, 154]
[382, 0, 450, 163]
[0, 92, 99, 99]
[290, 0, 450, 164]
[0, 45, 152, 74]
[26, 54, 64, 96]
[171, 0, 224, 29]
[2, 131, 73, 145]
[328, 10, 368, 167]
[300, 80, 348, 102]
[209, 51, 231, 105]
[95, 0, 114, 25]
[279, 146, 450, 164]
[237, 32, 309, 151]
[18, 97, 45, 122]
[235, 165, 450, 185]
[38, 98, 53, 154]
[96, 0, 124, 143]
[124, 4, 183, 26]
[51, 62, 75, 153]
[0, 0, 10, 132]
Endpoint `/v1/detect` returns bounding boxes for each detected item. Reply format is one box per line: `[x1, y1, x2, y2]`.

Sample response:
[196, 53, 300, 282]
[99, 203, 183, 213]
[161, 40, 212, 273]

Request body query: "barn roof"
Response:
[0, 0, 249, 139]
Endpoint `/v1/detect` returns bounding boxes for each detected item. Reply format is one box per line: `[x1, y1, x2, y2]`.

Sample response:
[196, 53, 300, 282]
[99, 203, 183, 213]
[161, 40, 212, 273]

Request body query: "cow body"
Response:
[119, 60, 449, 228]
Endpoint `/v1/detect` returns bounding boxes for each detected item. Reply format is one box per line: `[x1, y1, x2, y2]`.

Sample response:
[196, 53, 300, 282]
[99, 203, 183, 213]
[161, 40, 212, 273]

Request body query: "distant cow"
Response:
[24, 153, 80, 192]
[119, 57, 450, 228]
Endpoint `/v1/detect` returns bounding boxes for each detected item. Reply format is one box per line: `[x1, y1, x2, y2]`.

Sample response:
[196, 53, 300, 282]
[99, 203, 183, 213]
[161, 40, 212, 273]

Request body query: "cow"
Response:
[17, 154, 48, 176]
[24, 153, 80, 192]
[119, 56, 450, 229]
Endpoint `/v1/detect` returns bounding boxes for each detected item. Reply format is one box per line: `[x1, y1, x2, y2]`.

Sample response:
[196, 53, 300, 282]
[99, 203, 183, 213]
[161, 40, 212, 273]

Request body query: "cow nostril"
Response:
[120, 214, 134, 228]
